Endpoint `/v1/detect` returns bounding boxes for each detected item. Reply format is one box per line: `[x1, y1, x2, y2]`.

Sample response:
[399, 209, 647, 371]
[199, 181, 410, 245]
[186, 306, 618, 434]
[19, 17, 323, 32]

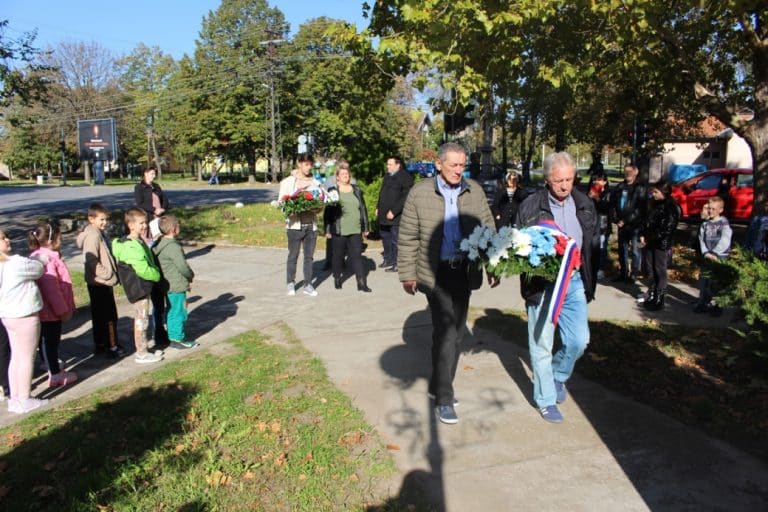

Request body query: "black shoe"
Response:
[105, 345, 127, 359]
[612, 274, 628, 283]
[379, 261, 392, 268]
[334, 278, 342, 290]
[357, 283, 372, 293]
[385, 266, 398, 272]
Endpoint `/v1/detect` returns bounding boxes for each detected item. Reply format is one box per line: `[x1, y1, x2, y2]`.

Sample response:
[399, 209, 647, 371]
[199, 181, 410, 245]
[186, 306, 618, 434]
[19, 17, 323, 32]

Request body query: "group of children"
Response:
[0, 203, 196, 414]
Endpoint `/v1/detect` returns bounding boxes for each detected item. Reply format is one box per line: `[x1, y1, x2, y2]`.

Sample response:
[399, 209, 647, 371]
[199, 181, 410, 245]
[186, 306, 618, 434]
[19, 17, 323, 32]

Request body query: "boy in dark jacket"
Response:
[153, 215, 197, 349]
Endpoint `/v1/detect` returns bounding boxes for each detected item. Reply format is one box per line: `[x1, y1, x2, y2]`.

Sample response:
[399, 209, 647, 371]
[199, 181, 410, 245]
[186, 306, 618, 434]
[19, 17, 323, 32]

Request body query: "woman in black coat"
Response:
[639, 179, 679, 311]
[134, 166, 168, 221]
[491, 171, 526, 229]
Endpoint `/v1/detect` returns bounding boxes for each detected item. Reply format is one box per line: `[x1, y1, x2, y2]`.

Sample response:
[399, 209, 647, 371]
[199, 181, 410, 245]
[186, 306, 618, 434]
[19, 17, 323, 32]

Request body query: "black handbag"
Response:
[116, 261, 154, 303]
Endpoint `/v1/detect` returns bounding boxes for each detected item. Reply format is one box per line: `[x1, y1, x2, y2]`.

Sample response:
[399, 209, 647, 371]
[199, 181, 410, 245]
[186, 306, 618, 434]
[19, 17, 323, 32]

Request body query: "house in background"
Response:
[649, 115, 753, 182]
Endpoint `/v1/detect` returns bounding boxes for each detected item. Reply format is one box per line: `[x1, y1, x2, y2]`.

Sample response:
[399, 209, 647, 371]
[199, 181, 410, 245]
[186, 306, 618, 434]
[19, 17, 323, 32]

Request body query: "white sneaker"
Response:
[135, 352, 163, 364]
[303, 284, 318, 297]
[8, 397, 49, 414]
[287, 283, 296, 296]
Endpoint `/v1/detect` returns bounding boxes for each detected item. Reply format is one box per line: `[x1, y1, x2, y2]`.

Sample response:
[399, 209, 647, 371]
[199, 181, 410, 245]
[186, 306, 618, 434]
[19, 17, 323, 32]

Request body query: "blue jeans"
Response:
[526, 273, 590, 408]
[617, 228, 642, 277]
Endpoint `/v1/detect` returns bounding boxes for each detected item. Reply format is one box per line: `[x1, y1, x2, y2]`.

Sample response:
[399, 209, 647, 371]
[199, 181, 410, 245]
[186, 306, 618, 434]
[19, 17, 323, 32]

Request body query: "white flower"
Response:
[235, 202, 244, 208]
[327, 189, 339, 202]
[270, 199, 280, 207]
[512, 230, 532, 257]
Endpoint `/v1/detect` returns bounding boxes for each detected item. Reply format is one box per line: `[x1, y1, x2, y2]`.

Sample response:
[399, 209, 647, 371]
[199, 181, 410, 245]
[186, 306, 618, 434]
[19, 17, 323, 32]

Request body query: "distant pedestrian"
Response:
[0, 228, 49, 414]
[323, 161, 371, 292]
[76, 203, 125, 359]
[639, 180, 680, 311]
[491, 171, 525, 229]
[28, 223, 78, 388]
[208, 167, 220, 185]
[398, 142, 498, 425]
[153, 215, 198, 349]
[516, 151, 597, 424]
[694, 196, 732, 315]
[609, 164, 646, 282]
[278, 153, 323, 297]
[376, 155, 413, 272]
[112, 208, 164, 364]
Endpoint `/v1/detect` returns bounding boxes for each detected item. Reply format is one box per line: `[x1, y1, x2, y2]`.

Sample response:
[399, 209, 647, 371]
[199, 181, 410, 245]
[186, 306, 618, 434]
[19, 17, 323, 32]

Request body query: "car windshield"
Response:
[735, 173, 753, 188]
[695, 174, 721, 190]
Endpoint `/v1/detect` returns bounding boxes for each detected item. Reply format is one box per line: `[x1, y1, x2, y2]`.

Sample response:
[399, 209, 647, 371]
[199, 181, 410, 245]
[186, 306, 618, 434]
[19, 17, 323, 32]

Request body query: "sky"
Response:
[3, 1, 370, 59]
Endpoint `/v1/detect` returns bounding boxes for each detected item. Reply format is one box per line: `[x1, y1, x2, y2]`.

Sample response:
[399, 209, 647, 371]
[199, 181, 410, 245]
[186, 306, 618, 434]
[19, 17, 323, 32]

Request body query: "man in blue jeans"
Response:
[516, 152, 597, 423]
[278, 153, 323, 297]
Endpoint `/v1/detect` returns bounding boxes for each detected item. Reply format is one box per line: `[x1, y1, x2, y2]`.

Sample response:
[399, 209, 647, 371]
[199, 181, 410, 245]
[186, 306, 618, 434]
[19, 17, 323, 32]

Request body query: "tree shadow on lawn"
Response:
[0, 383, 201, 510]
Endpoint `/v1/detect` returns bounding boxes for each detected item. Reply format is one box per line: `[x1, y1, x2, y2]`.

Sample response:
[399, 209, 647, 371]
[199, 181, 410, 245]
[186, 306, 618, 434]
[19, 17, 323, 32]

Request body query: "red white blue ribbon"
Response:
[536, 220, 581, 326]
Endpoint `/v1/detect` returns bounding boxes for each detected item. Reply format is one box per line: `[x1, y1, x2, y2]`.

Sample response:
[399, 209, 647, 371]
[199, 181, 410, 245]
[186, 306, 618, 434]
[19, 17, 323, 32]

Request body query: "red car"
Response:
[670, 168, 754, 221]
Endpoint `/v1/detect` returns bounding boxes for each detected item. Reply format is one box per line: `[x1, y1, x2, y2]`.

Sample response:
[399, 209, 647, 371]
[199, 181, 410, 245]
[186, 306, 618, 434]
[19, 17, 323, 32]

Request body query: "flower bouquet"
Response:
[460, 221, 582, 324]
[278, 187, 328, 217]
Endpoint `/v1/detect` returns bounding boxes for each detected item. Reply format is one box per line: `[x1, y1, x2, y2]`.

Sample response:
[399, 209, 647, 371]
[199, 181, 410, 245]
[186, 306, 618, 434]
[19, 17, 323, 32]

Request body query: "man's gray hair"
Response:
[437, 142, 467, 161]
[543, 151, 576, 179]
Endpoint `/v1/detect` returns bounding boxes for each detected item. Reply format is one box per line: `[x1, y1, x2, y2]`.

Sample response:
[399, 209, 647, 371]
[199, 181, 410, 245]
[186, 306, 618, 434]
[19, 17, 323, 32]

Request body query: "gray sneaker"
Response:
[435, 405, 459, 424]
[287, 283, 296, 296]
[303, 284, 318, 297]
[135, 352, 163, 364]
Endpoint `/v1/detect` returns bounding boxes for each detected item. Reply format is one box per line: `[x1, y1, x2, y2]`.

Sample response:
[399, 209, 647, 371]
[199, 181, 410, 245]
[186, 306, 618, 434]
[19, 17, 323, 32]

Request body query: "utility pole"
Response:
[260, 37, 284, 183]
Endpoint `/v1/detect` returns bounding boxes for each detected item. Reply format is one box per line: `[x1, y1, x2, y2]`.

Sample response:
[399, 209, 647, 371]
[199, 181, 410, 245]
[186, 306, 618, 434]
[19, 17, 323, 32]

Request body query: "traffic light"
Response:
[444, 104, 475, 133]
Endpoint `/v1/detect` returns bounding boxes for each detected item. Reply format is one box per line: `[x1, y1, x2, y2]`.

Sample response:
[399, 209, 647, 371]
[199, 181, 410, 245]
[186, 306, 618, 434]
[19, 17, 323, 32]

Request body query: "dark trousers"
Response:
[39, 320, 62, 374]
[331, 233, 365, 283]
[380, 224, 400, 265]
[286, 227, 317, 286]
[425, 262, 471, 406]
[152, 285, 170, 346]
[644, 247, 669, 290]
[0, 322, 10, 396]
[87, 284, 119, 351]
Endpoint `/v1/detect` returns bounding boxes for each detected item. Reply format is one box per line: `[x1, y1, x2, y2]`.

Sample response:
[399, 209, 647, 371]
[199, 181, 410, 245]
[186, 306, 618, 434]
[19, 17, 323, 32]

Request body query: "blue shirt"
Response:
[437, 176, 463, 259]
[548, 192, 583, 248]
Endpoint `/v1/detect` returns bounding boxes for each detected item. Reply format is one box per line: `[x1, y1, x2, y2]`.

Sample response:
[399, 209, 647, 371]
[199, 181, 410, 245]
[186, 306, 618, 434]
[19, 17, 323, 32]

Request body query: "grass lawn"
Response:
[0, 326, 400, 511]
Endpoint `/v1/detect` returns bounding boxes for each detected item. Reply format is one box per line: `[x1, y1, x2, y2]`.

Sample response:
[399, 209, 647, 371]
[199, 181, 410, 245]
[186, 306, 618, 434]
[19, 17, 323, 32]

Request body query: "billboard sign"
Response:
[77, 118, 117, 161]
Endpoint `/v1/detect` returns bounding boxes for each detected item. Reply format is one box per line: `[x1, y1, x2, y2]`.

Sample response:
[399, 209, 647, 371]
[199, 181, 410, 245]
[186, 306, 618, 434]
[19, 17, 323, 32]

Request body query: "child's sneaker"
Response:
[8, 397, 49, 414]
[49, 371, 78, 388]
[135, 352, 163, 364]
[105, 345, 127, 359]
[287, 282, 296, 296]
[170, 339, 199, 350]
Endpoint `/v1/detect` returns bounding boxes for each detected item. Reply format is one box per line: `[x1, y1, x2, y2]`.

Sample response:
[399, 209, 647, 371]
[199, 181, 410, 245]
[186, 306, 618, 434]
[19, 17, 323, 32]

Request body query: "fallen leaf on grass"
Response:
[349, 474, 359, 481]
[270, 421, 281, 433]
[246, 393, 263, 404]
[205, 470, 231, 487]
[338, 431, 366, 446]
[256, 421, 268, 432]
[386, 444, 400, 451]
[243, 470, 256, 480]
[274, 453, 288, 466]
[303, 452, 313, 462]
[463, 365, 475, 371]
[174, 444, 185, 455]
[298, 474, 307, 481]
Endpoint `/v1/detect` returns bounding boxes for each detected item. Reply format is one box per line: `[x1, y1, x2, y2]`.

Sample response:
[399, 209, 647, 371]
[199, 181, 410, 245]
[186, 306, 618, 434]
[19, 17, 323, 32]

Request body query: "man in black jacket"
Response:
[609, 164, 646, 282]
[516, 152, 596, 424]
[376, 156, 414, 271]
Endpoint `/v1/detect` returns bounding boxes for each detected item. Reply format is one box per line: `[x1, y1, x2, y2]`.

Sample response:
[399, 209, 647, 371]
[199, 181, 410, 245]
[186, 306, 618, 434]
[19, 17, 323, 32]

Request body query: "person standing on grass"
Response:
[112, 208, 164, 364]
[77, 203, 126, 359]
[694, 196, 731, 315]
[278, 153, 323, 297]
[376, 155, 413, 272]
[0, 228, 49, 414]
[153, 215, 198, 349]
[516, 151, 597, 424]
[323, 161, 371, 292]
[398, 142, 498, 425]
[28, 223, 78, 389]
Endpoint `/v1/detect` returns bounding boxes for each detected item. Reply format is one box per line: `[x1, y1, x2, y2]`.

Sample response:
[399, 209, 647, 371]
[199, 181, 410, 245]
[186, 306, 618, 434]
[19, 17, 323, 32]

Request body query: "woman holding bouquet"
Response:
[639, 180, 679, 311]
[323, 161, 371, 292]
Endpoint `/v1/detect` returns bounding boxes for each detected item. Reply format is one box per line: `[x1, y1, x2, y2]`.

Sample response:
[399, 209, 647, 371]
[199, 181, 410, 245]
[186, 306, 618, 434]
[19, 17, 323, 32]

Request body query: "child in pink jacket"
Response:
[28, 223, 77, 388]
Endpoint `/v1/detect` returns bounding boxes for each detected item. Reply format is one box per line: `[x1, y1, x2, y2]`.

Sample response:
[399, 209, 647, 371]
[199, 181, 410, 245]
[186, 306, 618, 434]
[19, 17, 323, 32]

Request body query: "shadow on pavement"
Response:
[188, 293, 243, 340]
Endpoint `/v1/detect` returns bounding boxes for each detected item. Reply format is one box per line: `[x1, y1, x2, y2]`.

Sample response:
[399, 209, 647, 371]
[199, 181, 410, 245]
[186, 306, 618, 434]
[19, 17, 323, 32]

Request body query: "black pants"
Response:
[286, 227, 317, 286]
[644, 247, 669, 291]
[152, 285, 170, 346]
[0, 322, 10, 395]
[87, 284, 119, 351]
[425, 262, 471, 406]
[39, 320, 62, 374]
[380, 224, 400, 265]
[331, 233, 365, 283]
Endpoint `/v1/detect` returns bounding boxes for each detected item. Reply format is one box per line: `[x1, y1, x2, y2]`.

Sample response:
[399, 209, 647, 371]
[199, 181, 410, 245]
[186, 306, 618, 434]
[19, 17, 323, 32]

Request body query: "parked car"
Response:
[406, 161, 436, 177]
[670, 168, 753, 221]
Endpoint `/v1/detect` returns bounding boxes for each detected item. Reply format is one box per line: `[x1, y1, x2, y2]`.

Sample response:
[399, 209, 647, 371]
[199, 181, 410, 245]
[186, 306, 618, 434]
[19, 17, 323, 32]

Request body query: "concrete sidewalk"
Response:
[3, 243, 766, 511]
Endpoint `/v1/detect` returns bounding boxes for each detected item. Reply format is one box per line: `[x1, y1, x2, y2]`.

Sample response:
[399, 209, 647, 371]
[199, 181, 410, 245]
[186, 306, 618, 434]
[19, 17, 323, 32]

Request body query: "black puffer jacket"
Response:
[641, 197, 679, 251]
[515, 187, 598, 303]
[376, 169, 414, 226]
